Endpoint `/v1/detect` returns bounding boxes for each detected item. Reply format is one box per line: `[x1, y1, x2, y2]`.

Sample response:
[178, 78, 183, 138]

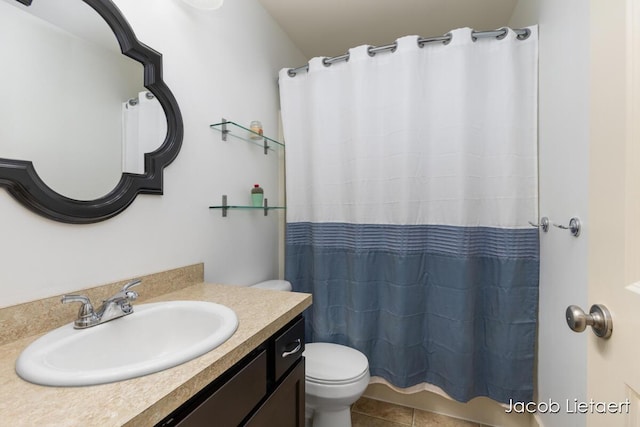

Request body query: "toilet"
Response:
[251, 280, 370, 427]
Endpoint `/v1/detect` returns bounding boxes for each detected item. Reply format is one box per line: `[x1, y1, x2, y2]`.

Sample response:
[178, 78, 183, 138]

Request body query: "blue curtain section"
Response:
[286, 222, 539, 404]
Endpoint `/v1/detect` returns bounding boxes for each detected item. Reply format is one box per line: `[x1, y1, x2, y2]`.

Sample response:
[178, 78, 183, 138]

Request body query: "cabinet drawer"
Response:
[273, 317, 305, 382]
[176, 350, 267, 427]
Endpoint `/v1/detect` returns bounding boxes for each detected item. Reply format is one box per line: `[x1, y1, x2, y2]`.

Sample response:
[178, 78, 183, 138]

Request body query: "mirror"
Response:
[0, 0, 183, 223]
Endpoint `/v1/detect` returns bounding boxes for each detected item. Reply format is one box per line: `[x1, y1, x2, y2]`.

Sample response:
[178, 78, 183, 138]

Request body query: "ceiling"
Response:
[258, 0, 519, 60]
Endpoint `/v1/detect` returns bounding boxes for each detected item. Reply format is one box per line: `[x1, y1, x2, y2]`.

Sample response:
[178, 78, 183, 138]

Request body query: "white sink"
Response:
[15, 300, 238, 387]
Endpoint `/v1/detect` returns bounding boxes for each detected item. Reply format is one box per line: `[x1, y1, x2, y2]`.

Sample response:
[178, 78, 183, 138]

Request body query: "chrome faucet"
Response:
[61, 279, 141, 329]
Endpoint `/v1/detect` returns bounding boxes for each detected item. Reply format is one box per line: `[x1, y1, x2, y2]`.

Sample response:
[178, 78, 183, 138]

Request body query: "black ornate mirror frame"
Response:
[0, 0, 183, 224]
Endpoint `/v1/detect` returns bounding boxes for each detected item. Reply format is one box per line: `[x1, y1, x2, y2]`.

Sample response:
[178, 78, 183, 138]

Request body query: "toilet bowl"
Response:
[303, 342, 370, 427]
[251, 280, 370, 427]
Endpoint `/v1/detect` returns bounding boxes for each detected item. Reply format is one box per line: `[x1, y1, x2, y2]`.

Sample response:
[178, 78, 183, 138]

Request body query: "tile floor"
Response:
[351, 397, 487, 427]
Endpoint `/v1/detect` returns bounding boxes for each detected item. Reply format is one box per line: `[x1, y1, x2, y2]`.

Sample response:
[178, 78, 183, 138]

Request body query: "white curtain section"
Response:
[279, 27, 538, 228]
[121, 91, 166, 174]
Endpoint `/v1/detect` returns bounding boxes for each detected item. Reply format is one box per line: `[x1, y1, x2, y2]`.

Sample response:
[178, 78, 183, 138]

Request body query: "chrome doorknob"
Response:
[565, 304, 613, 339]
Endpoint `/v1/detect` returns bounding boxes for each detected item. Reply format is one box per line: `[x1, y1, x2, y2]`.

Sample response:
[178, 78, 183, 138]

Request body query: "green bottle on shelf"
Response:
[251, 184, 264, 207]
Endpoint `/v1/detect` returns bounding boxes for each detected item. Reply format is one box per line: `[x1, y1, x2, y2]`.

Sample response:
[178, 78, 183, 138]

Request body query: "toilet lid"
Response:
[303, 343, 369, 384]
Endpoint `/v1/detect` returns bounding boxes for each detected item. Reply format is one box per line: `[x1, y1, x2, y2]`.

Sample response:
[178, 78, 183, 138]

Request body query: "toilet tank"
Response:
[251, 280, 292, 292]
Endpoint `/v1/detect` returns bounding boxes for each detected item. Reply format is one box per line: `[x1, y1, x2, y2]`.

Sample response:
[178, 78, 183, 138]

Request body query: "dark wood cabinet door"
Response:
[175, 351, 267, 427]
[244, 358, 305, 427]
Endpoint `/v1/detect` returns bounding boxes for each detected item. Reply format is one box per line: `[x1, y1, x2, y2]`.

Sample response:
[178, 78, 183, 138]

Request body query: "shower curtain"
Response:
[279, 27, 538, 404]
[121, 91, 166, 174]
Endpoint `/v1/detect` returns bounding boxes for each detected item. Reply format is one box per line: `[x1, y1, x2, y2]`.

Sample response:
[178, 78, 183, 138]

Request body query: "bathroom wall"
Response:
[510, 1, 589, 427]
[0, 0, 306, 307]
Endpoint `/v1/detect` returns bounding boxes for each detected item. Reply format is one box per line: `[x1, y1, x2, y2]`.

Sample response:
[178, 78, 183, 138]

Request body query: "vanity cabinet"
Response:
[157, 316, 305, 427]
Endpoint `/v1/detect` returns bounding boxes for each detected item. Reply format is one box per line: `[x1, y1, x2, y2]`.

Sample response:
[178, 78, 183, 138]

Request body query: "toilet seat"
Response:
[306, 368, 369, 386]
[303, 343, 369, 385]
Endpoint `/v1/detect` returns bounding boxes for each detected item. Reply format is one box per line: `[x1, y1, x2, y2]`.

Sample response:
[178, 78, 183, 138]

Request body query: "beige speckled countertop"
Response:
[0, 269, 311, 426]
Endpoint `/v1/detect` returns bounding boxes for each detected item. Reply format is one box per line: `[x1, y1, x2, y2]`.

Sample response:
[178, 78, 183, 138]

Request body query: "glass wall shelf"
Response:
[210, 119, 284, 154]
[210, 195, 285, 217]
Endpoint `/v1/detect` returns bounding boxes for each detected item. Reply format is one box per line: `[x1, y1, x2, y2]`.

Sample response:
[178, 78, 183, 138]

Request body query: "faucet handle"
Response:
[122, 279, 141, 291]
[121, 279, 141, 301]
[61, 294, 97, 328]
[61, 294, 93, 309]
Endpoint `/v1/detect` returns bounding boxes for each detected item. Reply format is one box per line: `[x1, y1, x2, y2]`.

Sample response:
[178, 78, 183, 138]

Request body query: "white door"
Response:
[585, 1, 640, 426]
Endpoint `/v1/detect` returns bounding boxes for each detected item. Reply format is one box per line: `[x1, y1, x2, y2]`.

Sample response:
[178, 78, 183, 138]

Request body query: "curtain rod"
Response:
[286, 27, 531, 77]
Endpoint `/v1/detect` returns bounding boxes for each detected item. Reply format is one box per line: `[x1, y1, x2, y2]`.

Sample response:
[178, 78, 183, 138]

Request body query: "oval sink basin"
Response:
[16, 301, 238, 386]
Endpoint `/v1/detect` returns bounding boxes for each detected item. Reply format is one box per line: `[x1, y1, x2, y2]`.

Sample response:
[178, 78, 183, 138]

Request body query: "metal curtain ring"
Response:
[368, 42, 398, 57]
[323, 53, 350, 67]
[418, 33, 452, 48]
[517, 28, 532, 40]
[472, 28, 509, 42]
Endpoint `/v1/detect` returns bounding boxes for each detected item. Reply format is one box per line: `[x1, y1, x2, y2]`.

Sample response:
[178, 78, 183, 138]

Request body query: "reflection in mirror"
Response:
[0, 0, 165, 200]
[122, 92, 167, 176]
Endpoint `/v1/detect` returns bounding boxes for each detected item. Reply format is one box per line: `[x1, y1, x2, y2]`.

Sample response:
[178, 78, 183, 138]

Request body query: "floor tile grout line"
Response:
[352, 398, 415, 426]
[352, 412, 416, 427]
[352, 409, 413, 426]
[353, 397, 486, 427]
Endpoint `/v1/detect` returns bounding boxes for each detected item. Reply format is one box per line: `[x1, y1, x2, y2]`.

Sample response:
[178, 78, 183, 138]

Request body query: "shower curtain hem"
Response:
[368, 376, 510, 409]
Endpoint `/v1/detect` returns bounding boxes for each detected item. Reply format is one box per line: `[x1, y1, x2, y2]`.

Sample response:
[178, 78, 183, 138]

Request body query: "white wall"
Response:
[0, 0, 306, 307]
[510, 1, 589, 426]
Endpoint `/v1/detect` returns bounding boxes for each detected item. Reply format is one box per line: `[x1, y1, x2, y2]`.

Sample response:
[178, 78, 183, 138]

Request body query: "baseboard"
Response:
[532, 413, 544, 427]
[363, 382, 534, 427]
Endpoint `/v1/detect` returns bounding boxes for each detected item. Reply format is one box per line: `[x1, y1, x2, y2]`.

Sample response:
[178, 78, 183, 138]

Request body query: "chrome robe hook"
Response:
[553, 217, 581, 237]
[528, 217, 549, 232]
